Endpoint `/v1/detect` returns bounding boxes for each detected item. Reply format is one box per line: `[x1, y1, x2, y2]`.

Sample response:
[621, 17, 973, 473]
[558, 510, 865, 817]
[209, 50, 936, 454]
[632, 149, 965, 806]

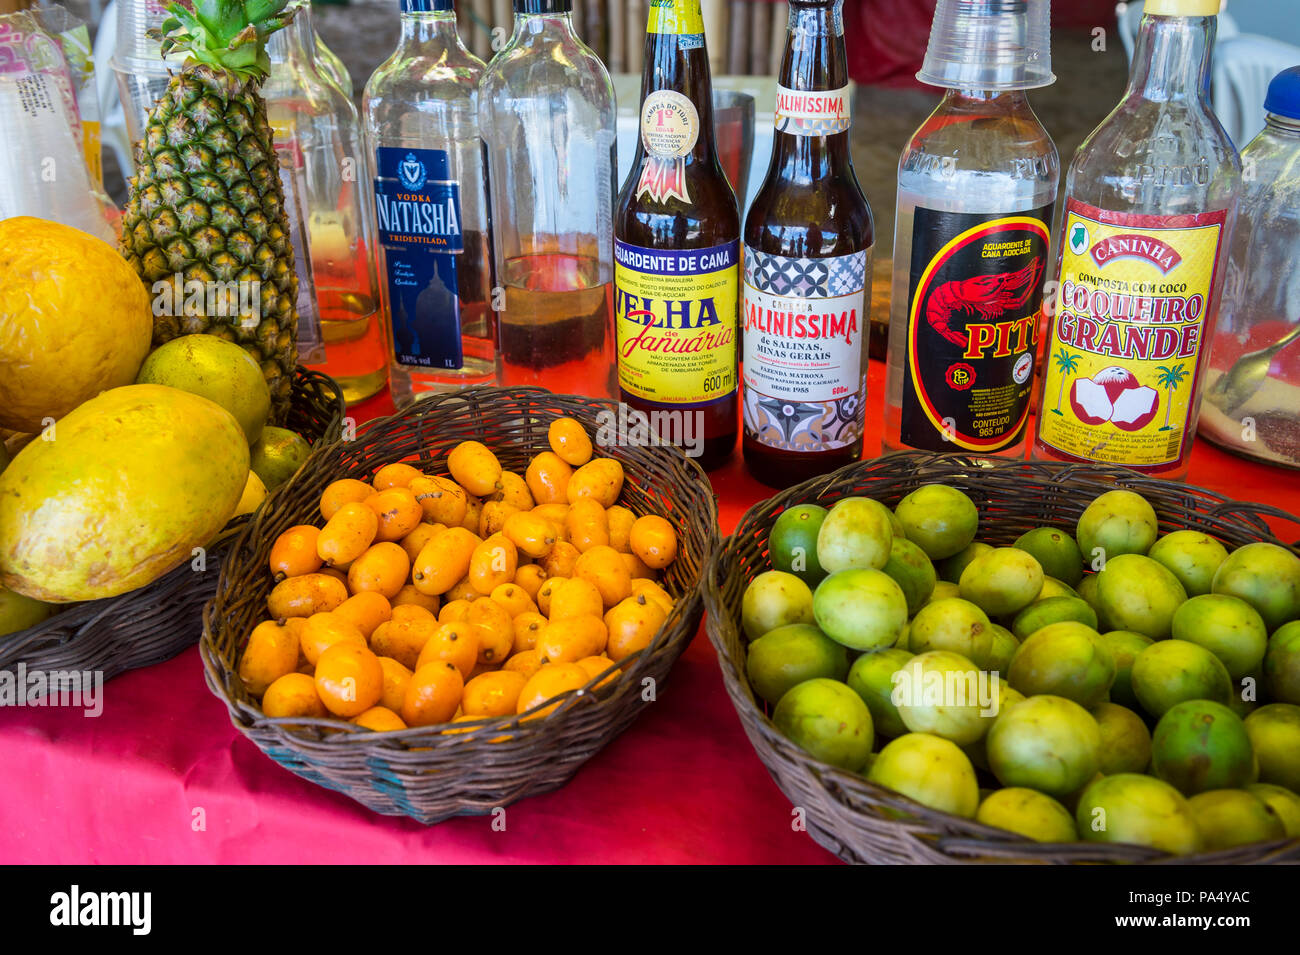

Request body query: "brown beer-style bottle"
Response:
[741, 0, 874, 488]
[614, 0, 741, 471]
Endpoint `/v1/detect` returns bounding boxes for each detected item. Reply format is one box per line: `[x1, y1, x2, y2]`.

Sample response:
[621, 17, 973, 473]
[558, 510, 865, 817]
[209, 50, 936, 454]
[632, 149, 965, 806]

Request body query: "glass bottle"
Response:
[884, 0, 1058, 459]
[614, 0, 741, 470]
[1200, 67, 1300, 468]
[314, 28, 355, 98]
[266, 0, 387, 404]
[742, 0, 875, 488]
[479, 0, 618, 398]
[1032, 0, 1241, 478]
[363, 0, 498, 405]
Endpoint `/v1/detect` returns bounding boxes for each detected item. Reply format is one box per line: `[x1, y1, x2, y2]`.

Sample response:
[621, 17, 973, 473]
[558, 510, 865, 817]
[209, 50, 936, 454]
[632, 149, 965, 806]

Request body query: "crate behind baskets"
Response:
[704, 452, 1300, 865]
[201, 388, 719, 825]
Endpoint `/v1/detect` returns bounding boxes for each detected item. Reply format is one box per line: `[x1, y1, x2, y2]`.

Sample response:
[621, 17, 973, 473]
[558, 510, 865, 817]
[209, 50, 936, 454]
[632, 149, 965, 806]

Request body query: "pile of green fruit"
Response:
[741, 484, 1300, 855]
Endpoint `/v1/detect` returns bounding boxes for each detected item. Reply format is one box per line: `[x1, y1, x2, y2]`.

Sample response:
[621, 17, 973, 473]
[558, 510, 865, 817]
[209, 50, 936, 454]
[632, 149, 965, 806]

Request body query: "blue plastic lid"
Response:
[400, 0, 454, 12]
[1264, 66, 1300, 120]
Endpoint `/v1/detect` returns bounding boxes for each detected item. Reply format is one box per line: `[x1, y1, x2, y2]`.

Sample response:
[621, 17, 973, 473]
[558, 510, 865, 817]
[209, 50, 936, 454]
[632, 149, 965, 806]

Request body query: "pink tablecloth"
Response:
[3, 362, 1296, 864]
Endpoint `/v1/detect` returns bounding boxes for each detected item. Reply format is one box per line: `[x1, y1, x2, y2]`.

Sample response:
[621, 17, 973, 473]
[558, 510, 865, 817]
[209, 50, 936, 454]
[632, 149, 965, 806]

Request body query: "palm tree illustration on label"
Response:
[1051, 349, 1080, 415]
[1069, 366, 1161, 431]
[1155, 364, 1189, 431]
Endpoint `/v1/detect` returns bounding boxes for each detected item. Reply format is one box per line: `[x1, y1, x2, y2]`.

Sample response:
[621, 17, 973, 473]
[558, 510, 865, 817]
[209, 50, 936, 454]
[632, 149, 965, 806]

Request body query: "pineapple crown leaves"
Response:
[148, 0, 297, 83]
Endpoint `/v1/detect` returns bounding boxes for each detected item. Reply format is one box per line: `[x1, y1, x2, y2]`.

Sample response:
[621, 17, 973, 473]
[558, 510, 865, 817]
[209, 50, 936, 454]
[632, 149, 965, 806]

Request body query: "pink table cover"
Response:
[4, 362, 1296, 864]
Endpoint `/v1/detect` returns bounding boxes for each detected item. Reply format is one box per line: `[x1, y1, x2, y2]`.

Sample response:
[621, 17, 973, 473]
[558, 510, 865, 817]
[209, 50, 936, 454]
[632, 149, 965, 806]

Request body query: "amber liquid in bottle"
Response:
[742, 0, 874, 488]
[614, 0, 741, 471]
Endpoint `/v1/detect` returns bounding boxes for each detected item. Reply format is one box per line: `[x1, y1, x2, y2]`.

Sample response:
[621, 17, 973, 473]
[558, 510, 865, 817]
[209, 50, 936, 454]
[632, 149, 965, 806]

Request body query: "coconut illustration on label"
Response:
[1069, 366, 1160, 432]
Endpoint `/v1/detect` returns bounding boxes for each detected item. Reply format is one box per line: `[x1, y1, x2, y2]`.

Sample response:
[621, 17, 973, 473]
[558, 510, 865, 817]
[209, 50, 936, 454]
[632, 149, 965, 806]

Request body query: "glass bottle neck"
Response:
[1127, 14, 1215, 103]
[398, 9, 463, 46]
[509, 11, 577, 40]
[771, 0, 850, 180]
[269, 2, 317, 68]
[1266, 113, 1300, 137]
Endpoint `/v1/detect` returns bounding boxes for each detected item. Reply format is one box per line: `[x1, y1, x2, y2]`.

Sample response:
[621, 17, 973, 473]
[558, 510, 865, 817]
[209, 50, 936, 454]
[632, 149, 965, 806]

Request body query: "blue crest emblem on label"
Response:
[398, 152, 427, 192]
[374, 147, 465, 370]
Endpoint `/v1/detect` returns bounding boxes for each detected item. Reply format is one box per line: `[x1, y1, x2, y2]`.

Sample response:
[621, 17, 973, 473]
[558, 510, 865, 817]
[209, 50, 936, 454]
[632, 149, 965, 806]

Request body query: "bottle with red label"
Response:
[884, 0, 1059, 459]
[1032, 0, 1241, 478]
[742, 0, 874, 487]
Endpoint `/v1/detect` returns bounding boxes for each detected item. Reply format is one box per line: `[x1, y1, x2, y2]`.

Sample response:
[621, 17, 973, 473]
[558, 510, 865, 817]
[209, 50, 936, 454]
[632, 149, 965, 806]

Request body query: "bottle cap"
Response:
[514, 0, 573, 12]
[1143, 0, 1221, 16]
[400, 0, 455, 11]
[917, 0, 1054, 91]
[1264, 66, 1300, 121]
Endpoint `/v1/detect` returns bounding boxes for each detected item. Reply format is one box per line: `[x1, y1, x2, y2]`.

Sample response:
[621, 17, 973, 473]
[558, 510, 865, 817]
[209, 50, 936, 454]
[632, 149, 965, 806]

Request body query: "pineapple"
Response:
[121, 0, 300, 423]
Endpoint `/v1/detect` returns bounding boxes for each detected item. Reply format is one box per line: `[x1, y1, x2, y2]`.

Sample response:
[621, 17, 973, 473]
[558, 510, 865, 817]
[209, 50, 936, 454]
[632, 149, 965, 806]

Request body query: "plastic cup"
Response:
[917, 0, 1055, 91]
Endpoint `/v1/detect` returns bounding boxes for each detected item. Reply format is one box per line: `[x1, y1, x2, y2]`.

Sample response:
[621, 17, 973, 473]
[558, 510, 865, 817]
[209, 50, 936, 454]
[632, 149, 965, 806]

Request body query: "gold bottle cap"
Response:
[1143, 0, 1221, 17]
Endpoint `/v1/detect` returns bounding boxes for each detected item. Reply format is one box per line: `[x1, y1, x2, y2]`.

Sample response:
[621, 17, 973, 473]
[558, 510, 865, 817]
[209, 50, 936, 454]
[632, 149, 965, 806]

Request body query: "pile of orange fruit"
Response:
[238, 417, 681, 734]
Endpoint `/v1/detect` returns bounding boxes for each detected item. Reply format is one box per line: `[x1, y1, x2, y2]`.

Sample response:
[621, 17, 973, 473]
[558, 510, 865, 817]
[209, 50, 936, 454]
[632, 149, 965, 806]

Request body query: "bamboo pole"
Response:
[727, 2, 749, 75]
[749, 0, 771, 76]
[585, 0, 608, 63]
[493, 0, 512, 52]
[608, 0, 626, 73]
[701, 0, 727, 77]
[571, 0, 585, 42]
[769, 1, 788, 77]
[626, 0, 646, 73]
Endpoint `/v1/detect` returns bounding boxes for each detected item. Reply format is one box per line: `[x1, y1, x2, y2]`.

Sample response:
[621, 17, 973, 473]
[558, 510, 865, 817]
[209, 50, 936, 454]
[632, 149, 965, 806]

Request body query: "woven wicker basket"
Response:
[704, 451, 1300, 864]
[200, 387, 719, 825]
[0, 368, 345, 685]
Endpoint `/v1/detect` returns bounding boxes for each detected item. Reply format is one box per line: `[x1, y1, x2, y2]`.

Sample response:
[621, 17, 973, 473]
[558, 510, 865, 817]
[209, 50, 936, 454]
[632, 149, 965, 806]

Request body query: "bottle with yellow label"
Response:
[1032, 0, 1241, 478]
[614, 0, 741, 470]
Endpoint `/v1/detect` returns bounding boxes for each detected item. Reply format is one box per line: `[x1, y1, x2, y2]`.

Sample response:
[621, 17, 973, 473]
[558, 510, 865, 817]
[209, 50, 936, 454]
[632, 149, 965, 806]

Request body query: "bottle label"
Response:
[373, 147, 465, 370]
[1036, 199, 1228, 468]
[900, 206, 1052, 452]
[637, 90, 700, 204]
[615, 239, 740, 406]
[743, 248, 870, 452]
[648, 0, 705, 37]
[775, 85, 853, 136]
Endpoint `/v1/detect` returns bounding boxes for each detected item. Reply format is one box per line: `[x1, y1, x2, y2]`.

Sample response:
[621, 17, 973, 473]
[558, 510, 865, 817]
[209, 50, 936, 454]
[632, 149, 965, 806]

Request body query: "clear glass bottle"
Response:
[884, 0, 1058, 459]
[266, 0, 387, 404]
[314, 28, 355, 98]
[479, 0, 618, 398]
[363, 0, 498, 405]
[1032, 0, 1241, 478]
[1200, 66, 1300, 468]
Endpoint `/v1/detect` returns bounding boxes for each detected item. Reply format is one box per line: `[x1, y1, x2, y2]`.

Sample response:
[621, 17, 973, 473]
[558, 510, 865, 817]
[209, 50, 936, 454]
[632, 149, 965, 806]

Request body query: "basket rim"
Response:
[201, 386, 721, 754]
[704, 449, 1300, 865]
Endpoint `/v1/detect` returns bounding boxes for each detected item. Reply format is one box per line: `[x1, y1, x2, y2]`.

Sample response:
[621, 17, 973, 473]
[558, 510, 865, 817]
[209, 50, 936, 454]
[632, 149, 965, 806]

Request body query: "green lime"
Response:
[773, 678, 874, 771]
[846, 648, 914, 738]
[768, 504, 829, 588]
[746, 623, 849, 706]
[894, 484, 979, 561]
[881, 537, 937, 615]
[250, 426, 311, 491]
[741, 571, 814, 641]
[1014, 527, 1085, 586]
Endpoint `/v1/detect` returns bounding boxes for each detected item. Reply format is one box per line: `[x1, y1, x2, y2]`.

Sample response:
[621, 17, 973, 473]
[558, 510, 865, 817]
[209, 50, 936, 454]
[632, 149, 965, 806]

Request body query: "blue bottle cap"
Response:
[400, 0, 454, 12]
[1264, 66, 1300, 121]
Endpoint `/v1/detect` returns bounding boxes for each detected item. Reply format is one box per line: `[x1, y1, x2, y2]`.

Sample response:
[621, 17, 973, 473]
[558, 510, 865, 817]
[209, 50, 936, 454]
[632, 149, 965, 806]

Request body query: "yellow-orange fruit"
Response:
[525, 451, 573, 505]
[317, 502, 379, 567]
[314, 643, 384, 718]
[347, 542, 411, 599]
[410, 475, 469, 526]
[333, 591, 393, 638]
[320, 478, 375, 521]
[402, 661, 465, 727]
[239, 620, 301, 697]
[566, 459, 623, 508]
[448, 441, 503, 497]
[536, 614, 608, 665]
[269, 525, 323, 580]
[574, 545, 633, 608]
[411, 526, 481, 596]
[267, 573, 349, 619]
[461, 670, 528, 718]
[367, 487, 424, 542]
[372, 462, 424, 491]
[547, 417, 594, 467]
[262, 672, 327, 719]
